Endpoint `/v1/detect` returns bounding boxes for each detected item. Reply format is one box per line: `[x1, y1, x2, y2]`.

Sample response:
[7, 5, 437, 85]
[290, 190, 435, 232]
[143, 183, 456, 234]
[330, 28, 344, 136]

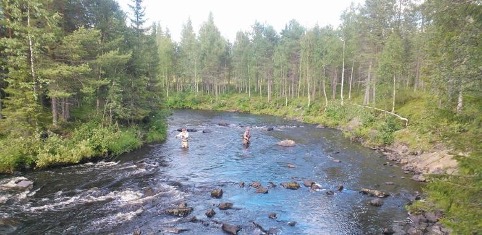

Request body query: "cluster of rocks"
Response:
[159, 178, 406, 234]
[374, 144, 456, 234]
[383, 210, 450, 235]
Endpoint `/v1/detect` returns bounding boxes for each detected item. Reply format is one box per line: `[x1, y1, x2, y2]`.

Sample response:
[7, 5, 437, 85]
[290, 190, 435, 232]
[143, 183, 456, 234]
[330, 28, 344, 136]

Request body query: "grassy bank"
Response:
[166, 92, 481, 234]
[0, 110, 168, 174]
[167, 92, 430, 148]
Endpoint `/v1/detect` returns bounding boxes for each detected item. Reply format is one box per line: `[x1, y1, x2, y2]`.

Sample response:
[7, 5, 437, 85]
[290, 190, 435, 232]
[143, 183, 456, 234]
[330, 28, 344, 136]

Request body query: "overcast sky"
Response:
[116, 0, 364, 42]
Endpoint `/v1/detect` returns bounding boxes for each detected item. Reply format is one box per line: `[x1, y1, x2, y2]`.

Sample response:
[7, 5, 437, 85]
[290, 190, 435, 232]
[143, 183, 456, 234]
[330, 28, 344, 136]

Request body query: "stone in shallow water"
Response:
[218, 202, 233, 210]
[255, 186, 268, 194]
[277, 139, 295, 147]
[369, 198, 384, 207]
[205, 209, 216, 218]
[281, 182, 300, 190]
[16, 180, 33, 189]
[211, 188, 223, 198]
[222, 223, 240, 235]
[360, 188, 389, 198]
[165, 207, 193, 217]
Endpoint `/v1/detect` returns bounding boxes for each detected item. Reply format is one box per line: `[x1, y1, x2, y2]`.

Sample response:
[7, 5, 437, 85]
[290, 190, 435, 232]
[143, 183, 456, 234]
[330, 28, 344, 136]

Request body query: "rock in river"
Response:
[277, 139, 296, 147]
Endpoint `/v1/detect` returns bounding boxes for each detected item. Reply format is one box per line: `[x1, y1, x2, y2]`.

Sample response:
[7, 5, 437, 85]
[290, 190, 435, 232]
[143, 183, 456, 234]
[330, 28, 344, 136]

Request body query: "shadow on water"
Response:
[0, 109, 422, 234]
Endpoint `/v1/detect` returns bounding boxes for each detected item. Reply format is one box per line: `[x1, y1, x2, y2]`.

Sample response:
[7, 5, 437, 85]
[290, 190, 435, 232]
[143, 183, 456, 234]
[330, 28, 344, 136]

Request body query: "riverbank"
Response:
[0, 111, 168, 174]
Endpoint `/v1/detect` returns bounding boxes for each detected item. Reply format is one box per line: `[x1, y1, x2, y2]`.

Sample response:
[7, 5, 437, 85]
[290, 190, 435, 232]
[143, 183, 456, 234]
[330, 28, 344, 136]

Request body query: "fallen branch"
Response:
[353, 104, 409, 126]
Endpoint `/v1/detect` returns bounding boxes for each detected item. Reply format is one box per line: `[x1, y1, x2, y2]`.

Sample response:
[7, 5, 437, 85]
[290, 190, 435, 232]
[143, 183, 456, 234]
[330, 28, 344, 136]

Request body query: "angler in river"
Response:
[176, 127, 189, 148]
[242, 126, 251, 147]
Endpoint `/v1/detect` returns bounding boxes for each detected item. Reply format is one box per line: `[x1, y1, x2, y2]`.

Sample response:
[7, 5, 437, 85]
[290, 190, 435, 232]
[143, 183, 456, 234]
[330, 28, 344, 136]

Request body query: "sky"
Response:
[116, 0, 364, 42]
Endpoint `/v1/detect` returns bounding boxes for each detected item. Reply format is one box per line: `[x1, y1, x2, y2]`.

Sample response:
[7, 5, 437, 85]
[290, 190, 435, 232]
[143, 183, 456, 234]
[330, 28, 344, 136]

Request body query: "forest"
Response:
[1, 0, 481, 234]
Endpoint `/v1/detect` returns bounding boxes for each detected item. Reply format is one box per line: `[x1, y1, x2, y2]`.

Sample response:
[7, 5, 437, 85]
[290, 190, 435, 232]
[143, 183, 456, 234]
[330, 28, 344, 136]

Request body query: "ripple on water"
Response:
[2, 110, 422, 234]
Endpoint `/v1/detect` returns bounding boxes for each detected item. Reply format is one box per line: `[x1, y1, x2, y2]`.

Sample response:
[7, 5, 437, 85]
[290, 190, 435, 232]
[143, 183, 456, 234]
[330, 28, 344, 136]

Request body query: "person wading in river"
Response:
[176, 128, 189, 148]
[243, 127, 251, 147]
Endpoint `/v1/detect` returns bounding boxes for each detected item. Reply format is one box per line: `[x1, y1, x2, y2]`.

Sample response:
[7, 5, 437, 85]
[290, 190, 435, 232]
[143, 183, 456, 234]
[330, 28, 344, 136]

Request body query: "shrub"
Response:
[107, 128, 142, 155]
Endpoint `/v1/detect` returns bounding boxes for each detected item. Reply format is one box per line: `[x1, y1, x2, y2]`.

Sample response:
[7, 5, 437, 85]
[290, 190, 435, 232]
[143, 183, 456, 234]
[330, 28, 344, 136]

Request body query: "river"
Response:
[0, 109, 422, 234]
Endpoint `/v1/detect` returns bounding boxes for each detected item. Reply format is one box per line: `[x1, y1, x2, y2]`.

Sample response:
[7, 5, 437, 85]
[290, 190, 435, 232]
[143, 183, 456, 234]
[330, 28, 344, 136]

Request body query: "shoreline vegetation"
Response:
[0, 110, 168, 174]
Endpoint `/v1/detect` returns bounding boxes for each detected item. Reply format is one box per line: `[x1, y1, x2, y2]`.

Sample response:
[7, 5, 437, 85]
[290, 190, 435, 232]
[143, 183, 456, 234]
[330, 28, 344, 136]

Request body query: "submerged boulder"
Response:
[281, 182, 300, 190]
[222, 223, 240, 235]
[249, 181, 262, 188]
[165, 202, 193, 217]
[360, 188, 389, 198]
[369, 198, 384, 207]
[218, 122, 229, 127]
[303, 180, 314, 187]
[165, 207, 193, 217]
[218, 202, 233, 210]
[176, 128, 197, 132]
[255, 186, 268, 194]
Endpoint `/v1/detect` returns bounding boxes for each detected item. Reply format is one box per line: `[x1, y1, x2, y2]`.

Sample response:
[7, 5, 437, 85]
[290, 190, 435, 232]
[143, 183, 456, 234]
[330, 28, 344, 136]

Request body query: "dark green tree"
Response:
[0, 0, 60, 136]
[177, 18, 199, 94]
[197, 12, 226, 97]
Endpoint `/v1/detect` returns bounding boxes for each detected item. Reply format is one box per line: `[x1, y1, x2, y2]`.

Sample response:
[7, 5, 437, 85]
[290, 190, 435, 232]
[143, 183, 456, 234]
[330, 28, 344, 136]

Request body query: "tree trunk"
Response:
[341, 40, 345, 106]
[349, 61, 354, 100]
[268, 76, 271, 103]
[27, 4, 38, 101]
[322, 66, 328, 110]
[62, 97, 70, 121]
[332, 69, 337, 100]
[307, 59, 311, 106]
[372, 71, 376, 105]
[248, 65, 251, 98]
[297, 57, 302, 98]
[392, 74, 396, 113]
[354, 104, 408, 127]
[195, 60, 198, 93]
[52, 97, 58, 126]
[363, 61, 372, 105]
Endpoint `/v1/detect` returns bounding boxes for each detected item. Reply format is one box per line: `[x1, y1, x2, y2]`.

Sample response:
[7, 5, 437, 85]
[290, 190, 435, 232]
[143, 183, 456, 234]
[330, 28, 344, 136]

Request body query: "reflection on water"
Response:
[0, 109, 421, 234]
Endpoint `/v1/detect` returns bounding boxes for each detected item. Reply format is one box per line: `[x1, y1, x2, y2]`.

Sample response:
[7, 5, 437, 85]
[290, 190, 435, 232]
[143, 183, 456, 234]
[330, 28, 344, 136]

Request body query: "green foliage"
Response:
[418, 152, 482, 234]
[34, 122, 143, 168]
[144, 110, 169, 142]
[322, 103, 349, 126]
[0, 120, 151, 172]
[376, 116, 403, 145]
[166, 92, 208, 109]
[107, 128, 142, 156]
[35, 134, 95, 168]
[0, 137, 38, 173]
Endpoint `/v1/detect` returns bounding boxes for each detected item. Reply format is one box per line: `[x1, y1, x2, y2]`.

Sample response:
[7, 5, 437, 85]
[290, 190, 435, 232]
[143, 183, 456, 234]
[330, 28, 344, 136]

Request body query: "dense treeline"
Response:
[0, 0, 167, 172]
[161, 0, 481, 118]
[156, 0, 481, 233]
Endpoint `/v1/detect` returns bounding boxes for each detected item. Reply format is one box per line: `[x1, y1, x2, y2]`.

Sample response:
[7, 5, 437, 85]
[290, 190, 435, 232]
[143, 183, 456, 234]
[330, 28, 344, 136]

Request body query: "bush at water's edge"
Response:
[166, 92, 481, 235]
[0, 110, 168, 174]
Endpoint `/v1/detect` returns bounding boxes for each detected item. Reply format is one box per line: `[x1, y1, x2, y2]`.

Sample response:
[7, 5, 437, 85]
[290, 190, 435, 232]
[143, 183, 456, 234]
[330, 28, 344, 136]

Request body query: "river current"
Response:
[0, 109, 421, 234]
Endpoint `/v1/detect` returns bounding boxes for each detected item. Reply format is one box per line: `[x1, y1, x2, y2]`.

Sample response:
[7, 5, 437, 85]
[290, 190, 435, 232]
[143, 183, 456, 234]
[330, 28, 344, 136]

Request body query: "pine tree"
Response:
[0, 0, 60, 136]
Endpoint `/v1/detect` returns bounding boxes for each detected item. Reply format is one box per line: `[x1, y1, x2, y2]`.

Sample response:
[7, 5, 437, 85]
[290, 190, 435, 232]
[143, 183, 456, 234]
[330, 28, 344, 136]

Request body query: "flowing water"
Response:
[0, 109, 422, 234]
